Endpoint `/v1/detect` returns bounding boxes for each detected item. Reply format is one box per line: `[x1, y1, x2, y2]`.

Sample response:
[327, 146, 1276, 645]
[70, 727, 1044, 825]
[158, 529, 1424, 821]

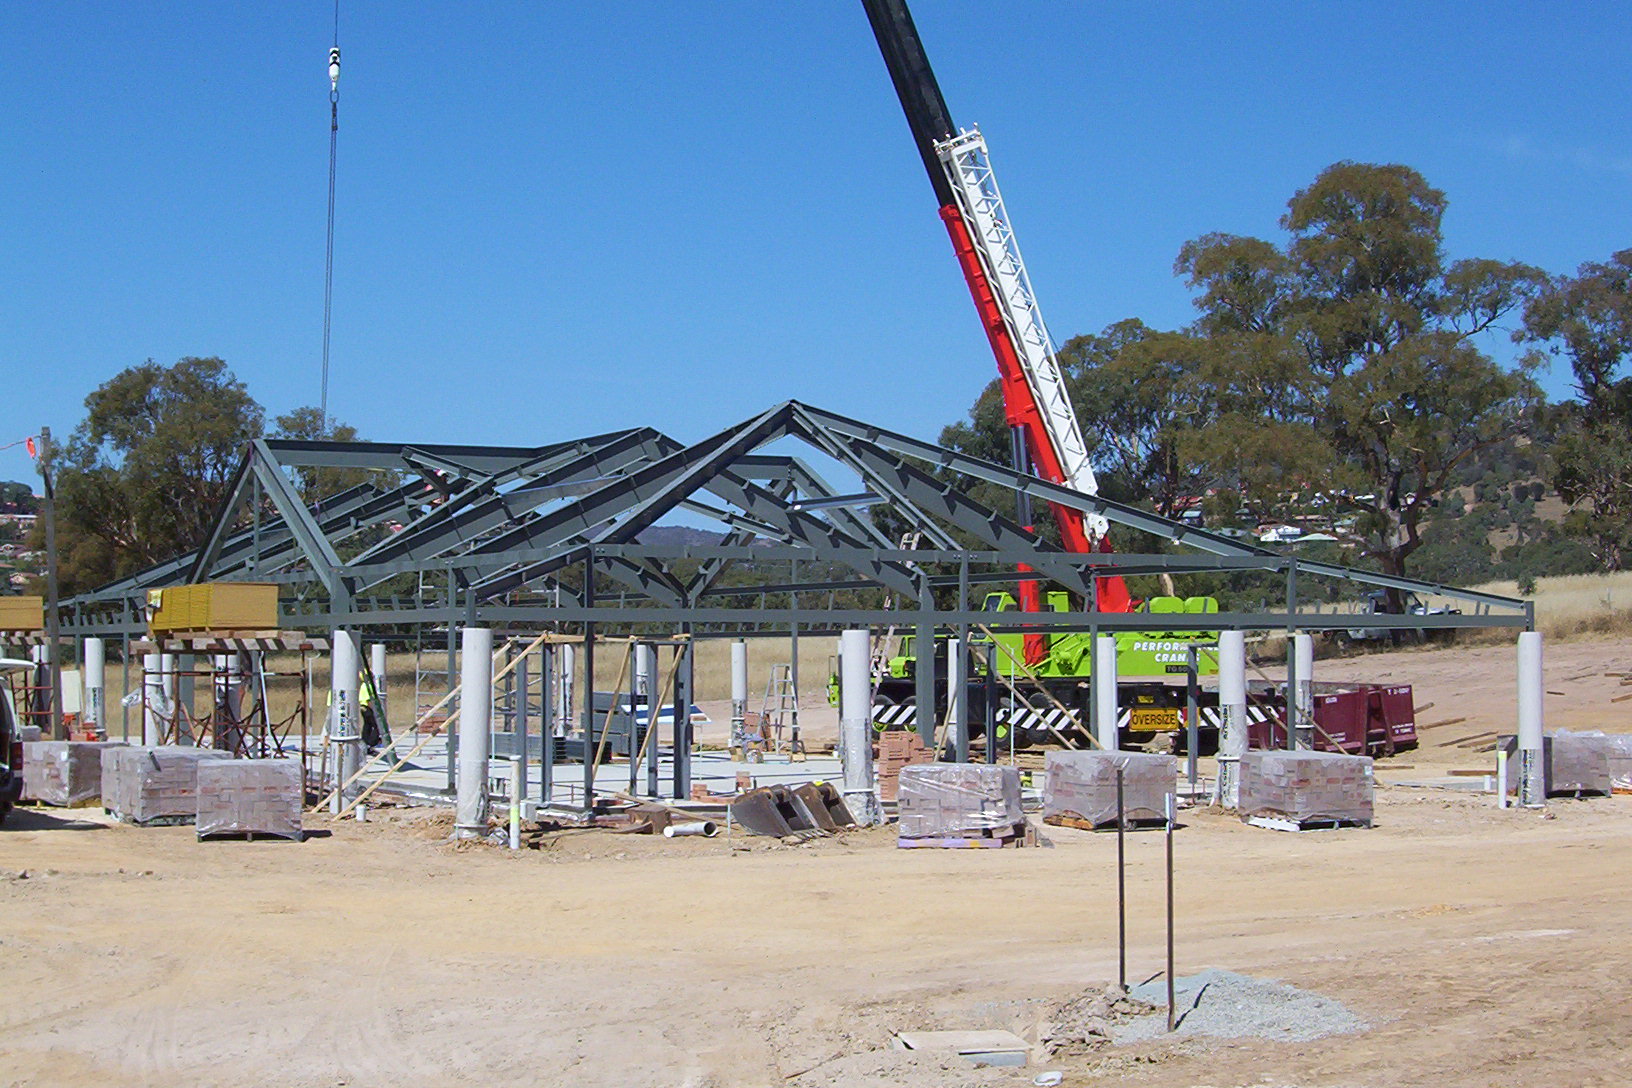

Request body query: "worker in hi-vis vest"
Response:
[327, 669, 383, 750]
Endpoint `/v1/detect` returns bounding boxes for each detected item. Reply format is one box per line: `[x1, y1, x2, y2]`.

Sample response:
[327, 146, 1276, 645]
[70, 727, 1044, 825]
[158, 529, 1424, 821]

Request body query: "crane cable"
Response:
[320, 0, 340, 425]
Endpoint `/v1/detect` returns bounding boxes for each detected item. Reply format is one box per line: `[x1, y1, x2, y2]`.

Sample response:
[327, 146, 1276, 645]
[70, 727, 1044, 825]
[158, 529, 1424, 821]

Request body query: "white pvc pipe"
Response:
[839, 628, 880, 825]
[141, 653, 164, 746]
[1293, 632, 1315, 749]
[1217, 630, 1248, 809]
[83, 638, 105, 732]
[329, 630, 360, 813]
[455, 626, 494, 839]
[663, 820, 718, 838]
[1094, 634, 1119, 751]
[1518, 631, 1545, 807]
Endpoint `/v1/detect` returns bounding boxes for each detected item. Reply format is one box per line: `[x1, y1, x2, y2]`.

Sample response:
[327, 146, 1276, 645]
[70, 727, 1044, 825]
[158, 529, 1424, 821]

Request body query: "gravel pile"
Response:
[1113, 968, 1368, 1044]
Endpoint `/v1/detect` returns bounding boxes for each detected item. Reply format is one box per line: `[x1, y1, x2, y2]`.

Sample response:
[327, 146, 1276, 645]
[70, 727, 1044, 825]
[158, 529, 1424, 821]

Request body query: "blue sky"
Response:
[5, 1, 1629, 489]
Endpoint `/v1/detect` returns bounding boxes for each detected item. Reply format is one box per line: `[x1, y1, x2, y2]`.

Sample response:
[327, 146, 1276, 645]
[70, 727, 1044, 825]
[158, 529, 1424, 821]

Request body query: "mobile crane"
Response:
[859, 0, 1220, 747]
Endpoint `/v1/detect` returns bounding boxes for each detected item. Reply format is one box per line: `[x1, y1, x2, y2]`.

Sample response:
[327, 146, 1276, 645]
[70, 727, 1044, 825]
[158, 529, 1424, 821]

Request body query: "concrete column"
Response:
[160, 654, 182, 744]
[947, 636, 966, 762]
[635, 642, 656, 700]
[141, 653, 165, 746]
[839, 629, 881, 825]
[455, 626, 494, 839]
[1216, 630, 1248, 809]
[1292, 633, 1315, 750]
[729, 639, 748, 755]
[212, 653, 245, 754]
[1094, 634, 1119, 751]
[1518, 631, 1546, 807]
[83, 638, 105, 734]
[328, 630, 361, 813]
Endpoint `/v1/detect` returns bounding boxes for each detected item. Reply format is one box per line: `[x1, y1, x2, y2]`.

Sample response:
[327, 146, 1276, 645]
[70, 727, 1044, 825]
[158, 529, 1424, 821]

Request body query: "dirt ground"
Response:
[3, 637, 1630, 1088]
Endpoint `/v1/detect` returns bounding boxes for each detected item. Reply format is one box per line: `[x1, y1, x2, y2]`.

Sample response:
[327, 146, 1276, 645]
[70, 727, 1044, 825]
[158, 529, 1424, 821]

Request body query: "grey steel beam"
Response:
[795, 402, 1528, 612]
[248, 441, 352, 609]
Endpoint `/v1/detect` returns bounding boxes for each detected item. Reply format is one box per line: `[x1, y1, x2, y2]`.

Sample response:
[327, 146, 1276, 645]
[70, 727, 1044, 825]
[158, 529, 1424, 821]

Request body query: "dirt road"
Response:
[3, 639, 1630, 1088]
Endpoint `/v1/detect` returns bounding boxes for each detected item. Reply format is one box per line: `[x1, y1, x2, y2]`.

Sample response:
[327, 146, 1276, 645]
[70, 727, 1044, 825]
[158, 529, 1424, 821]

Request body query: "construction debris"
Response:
[729, 782, 857, 838]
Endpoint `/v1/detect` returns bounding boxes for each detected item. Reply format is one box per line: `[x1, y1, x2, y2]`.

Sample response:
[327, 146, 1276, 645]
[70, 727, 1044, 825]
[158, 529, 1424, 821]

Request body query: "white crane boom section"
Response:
[935, 127, 1107, 536]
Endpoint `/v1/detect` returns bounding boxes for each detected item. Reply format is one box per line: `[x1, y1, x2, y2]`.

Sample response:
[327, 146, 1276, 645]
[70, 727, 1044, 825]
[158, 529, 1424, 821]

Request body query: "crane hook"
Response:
[329, 46, 341, 96]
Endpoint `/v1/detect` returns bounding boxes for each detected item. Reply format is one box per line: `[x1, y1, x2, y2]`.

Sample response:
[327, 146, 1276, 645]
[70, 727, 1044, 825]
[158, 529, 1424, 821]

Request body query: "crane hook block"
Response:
[329, 46, 341, 92]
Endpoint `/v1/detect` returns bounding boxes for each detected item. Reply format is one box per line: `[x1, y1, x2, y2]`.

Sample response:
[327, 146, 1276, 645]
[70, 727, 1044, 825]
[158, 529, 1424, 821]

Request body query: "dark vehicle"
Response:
[0, 658, 28, 825]
[1330, 591, 1460, 648]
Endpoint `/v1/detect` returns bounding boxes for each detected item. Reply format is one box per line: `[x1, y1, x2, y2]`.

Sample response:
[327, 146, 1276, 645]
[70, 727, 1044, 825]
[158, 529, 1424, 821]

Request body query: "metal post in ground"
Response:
[983, 644, 999, 765]
[1116, 765, 1126, 992]
[329, 630, 361, 814]
[839, 628, 881, 825]
[671, 637, 693, 800]
[1165, 791, 1176, 1032]
[628, 642, 645, 795]
[1518, 630, 1545, 807]
[1216, 631, 1247, 809]
[84, 637, 105, 738]
[454, 626, 493, 840]
[1184, 646, 1199, 797]
[1095, 634, 1118, 751]
[539, 644, 554, 807]
[514, 648, 529, 803]
[582, 563, 597, 813]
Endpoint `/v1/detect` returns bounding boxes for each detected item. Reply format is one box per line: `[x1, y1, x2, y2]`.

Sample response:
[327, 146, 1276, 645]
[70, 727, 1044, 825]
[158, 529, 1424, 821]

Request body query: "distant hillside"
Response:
[635, 525, 742, 549]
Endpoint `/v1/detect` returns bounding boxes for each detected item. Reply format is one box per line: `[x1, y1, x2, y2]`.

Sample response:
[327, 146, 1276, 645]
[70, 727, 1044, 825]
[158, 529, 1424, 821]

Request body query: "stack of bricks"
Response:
[102, 746, 234, 825]
[195, 759, 303, 840]
[1239, 750, 1373, 826]
[874, 730, 935, 801]
[896, 763, 1024, 840]
[20, 740, 126, 807]
[1042, 751, 1175, 828]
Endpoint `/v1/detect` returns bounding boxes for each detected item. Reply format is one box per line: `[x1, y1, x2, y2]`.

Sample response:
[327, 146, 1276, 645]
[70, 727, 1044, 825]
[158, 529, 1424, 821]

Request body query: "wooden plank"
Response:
[1417, 716, 1468, 731]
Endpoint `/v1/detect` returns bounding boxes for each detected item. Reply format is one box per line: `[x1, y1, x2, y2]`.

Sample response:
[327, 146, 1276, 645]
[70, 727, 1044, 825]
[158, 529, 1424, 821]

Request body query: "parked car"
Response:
[1330, 591, 1460, 648]
[0, 657, 27, 825]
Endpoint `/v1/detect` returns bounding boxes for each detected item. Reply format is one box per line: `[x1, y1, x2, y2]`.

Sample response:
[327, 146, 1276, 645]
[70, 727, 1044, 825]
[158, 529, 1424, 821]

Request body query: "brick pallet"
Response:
[21, 741, 125, 807]
[1042, 751, 1175, 830]
[102, 746, 234, 825]
[196, 759, 303, 841]
[1239, 749, 1373, 831]
[896, 763, 1025, 844]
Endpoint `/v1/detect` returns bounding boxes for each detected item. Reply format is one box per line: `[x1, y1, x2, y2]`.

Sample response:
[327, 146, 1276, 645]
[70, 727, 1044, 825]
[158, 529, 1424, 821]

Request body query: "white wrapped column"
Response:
[1292, 632, 1314, 750]
[1094, 634, 1119, 751]
[729, 640, 748, 753]
[141, 652, 165, 746]
[328, 631, 361, 813]
[455, 627, 494, 839]
[1518, 631, 1545, 807]
[1216, 630, 1247, 809]
[839, 629, 881, 825]
[83, 638, 105, 734]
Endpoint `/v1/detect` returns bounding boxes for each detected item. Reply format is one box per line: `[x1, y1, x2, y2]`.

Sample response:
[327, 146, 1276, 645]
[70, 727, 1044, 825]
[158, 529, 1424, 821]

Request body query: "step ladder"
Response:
[870, 531, 923, 678]
[759, 664, 805, 758]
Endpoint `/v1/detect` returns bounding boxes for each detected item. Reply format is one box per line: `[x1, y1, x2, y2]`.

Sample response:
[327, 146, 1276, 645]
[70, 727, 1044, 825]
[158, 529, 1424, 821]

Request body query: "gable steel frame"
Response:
[56, 401, 1531, 740]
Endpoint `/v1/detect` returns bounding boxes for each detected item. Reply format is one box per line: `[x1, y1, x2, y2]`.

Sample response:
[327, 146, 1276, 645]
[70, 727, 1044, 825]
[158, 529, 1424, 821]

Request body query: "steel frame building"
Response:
[53, 399, 1531, 747]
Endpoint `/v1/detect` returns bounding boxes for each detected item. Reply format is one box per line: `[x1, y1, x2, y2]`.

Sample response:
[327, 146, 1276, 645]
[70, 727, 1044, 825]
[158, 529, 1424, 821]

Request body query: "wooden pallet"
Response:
[1044, 813, 1168, 832]
[1245, 814, 1371, 833]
